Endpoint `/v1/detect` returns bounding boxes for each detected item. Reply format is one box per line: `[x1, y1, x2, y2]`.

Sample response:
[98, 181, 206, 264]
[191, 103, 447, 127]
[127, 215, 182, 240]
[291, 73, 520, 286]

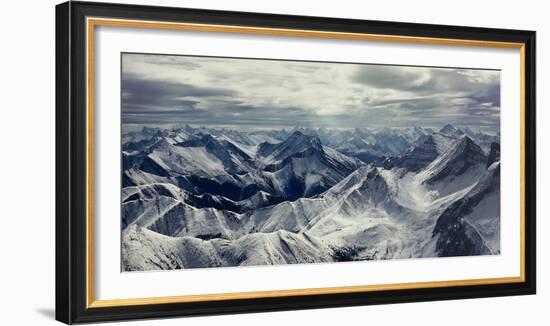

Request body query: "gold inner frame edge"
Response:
[85, 17, 527, 309]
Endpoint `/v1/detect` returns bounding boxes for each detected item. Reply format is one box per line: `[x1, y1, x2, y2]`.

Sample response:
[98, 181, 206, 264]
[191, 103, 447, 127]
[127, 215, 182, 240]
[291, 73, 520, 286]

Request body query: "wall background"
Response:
[0, 0, 546, 324]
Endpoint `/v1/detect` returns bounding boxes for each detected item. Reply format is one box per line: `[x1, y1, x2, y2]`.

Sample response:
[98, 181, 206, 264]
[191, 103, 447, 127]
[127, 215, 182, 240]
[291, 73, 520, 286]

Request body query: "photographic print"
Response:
[56, 5, 535, 322]
[120, 53, 501, 271]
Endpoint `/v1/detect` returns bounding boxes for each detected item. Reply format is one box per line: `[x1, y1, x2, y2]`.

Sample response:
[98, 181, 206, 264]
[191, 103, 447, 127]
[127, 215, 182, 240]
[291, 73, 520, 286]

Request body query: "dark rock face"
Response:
[432, 202, 491, 257]
[122, 136, 159, 152]
[139, 155, 171, 177]
[146, 203, 188, 237]
[384, 135, 440, 172]
[186, 175, 244, 201]
[281, 171, 307, 200]
[257, 131, 362, 199]
[122, 130, 362, 210]
[256, 142, 278, 157]
[432, 163, 500, 256]
[122, 173, 137, 187]
[349, 151, 382, 164]
[257, 131, 323, 163]
[439, 124, 465, 137]
[426, 136, 487, 184]
[487, 142, 501, 168]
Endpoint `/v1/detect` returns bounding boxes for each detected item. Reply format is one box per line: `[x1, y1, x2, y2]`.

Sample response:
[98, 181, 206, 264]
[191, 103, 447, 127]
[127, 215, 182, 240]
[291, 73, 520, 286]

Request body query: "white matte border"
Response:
[94, 24, 521, 300]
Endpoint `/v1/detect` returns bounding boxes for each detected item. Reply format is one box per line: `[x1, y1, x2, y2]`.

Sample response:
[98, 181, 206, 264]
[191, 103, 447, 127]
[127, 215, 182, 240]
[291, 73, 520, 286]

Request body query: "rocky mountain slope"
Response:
[121, 125, 501, 270]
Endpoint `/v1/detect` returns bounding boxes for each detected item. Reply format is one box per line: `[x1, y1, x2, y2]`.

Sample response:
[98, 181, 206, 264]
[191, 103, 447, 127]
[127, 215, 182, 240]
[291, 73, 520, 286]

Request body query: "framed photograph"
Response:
[56, 1, 536, 324]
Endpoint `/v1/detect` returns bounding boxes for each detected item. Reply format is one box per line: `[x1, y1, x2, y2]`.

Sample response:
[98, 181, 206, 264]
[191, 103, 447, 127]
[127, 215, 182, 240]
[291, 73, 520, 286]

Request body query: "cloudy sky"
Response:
[122, 53, 500, 131]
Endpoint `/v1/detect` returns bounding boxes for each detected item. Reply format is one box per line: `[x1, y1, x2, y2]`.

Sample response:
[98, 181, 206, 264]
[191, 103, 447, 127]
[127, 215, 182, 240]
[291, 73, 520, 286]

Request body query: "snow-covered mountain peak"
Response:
[121, 125, 501, 270]
[258, 130, 324, 164]
[321, 165, 374, 198]
[149, 137, 175, 152]
[448, 135, 486, 162]
[381, 132, 456, 172]
[285, 130, 322, 148]
[439, 124, 464, 137]
[420, 135, 487, 197]
[432, 160, 500, 257]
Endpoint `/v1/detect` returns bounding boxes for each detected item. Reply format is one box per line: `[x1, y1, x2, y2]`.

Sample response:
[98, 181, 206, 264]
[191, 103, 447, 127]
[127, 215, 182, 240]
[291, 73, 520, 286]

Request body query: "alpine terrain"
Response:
[121, 124, 501, 271]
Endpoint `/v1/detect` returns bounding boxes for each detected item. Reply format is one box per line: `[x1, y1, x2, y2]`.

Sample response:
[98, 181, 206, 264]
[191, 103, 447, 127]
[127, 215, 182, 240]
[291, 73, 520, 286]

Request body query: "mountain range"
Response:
[121, 124, 500, 271]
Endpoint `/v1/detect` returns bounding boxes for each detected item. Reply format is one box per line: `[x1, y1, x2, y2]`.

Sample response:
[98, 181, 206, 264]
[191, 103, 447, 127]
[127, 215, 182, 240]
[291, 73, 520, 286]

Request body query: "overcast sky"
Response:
[122, 53, 500, 131]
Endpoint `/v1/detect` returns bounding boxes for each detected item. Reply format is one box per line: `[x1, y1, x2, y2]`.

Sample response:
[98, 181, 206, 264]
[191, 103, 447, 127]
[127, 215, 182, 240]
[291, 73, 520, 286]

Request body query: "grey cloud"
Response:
[471, 83, 500, 106]
[122, 73, 236, 113]
[127, 54, 202, 69]
[353, 66, 424, 91]
[353, 65, 500, 96]
[353, 92, 500, 130]
[122, 53, 501, 131]
[123, 103, 319, 127]
[351, 66, 500, 130]
[122, 72, 318, 126]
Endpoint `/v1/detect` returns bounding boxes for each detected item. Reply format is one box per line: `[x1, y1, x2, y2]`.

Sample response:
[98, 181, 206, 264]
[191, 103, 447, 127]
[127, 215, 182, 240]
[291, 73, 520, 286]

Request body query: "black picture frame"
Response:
[56, 1, 536, 324]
